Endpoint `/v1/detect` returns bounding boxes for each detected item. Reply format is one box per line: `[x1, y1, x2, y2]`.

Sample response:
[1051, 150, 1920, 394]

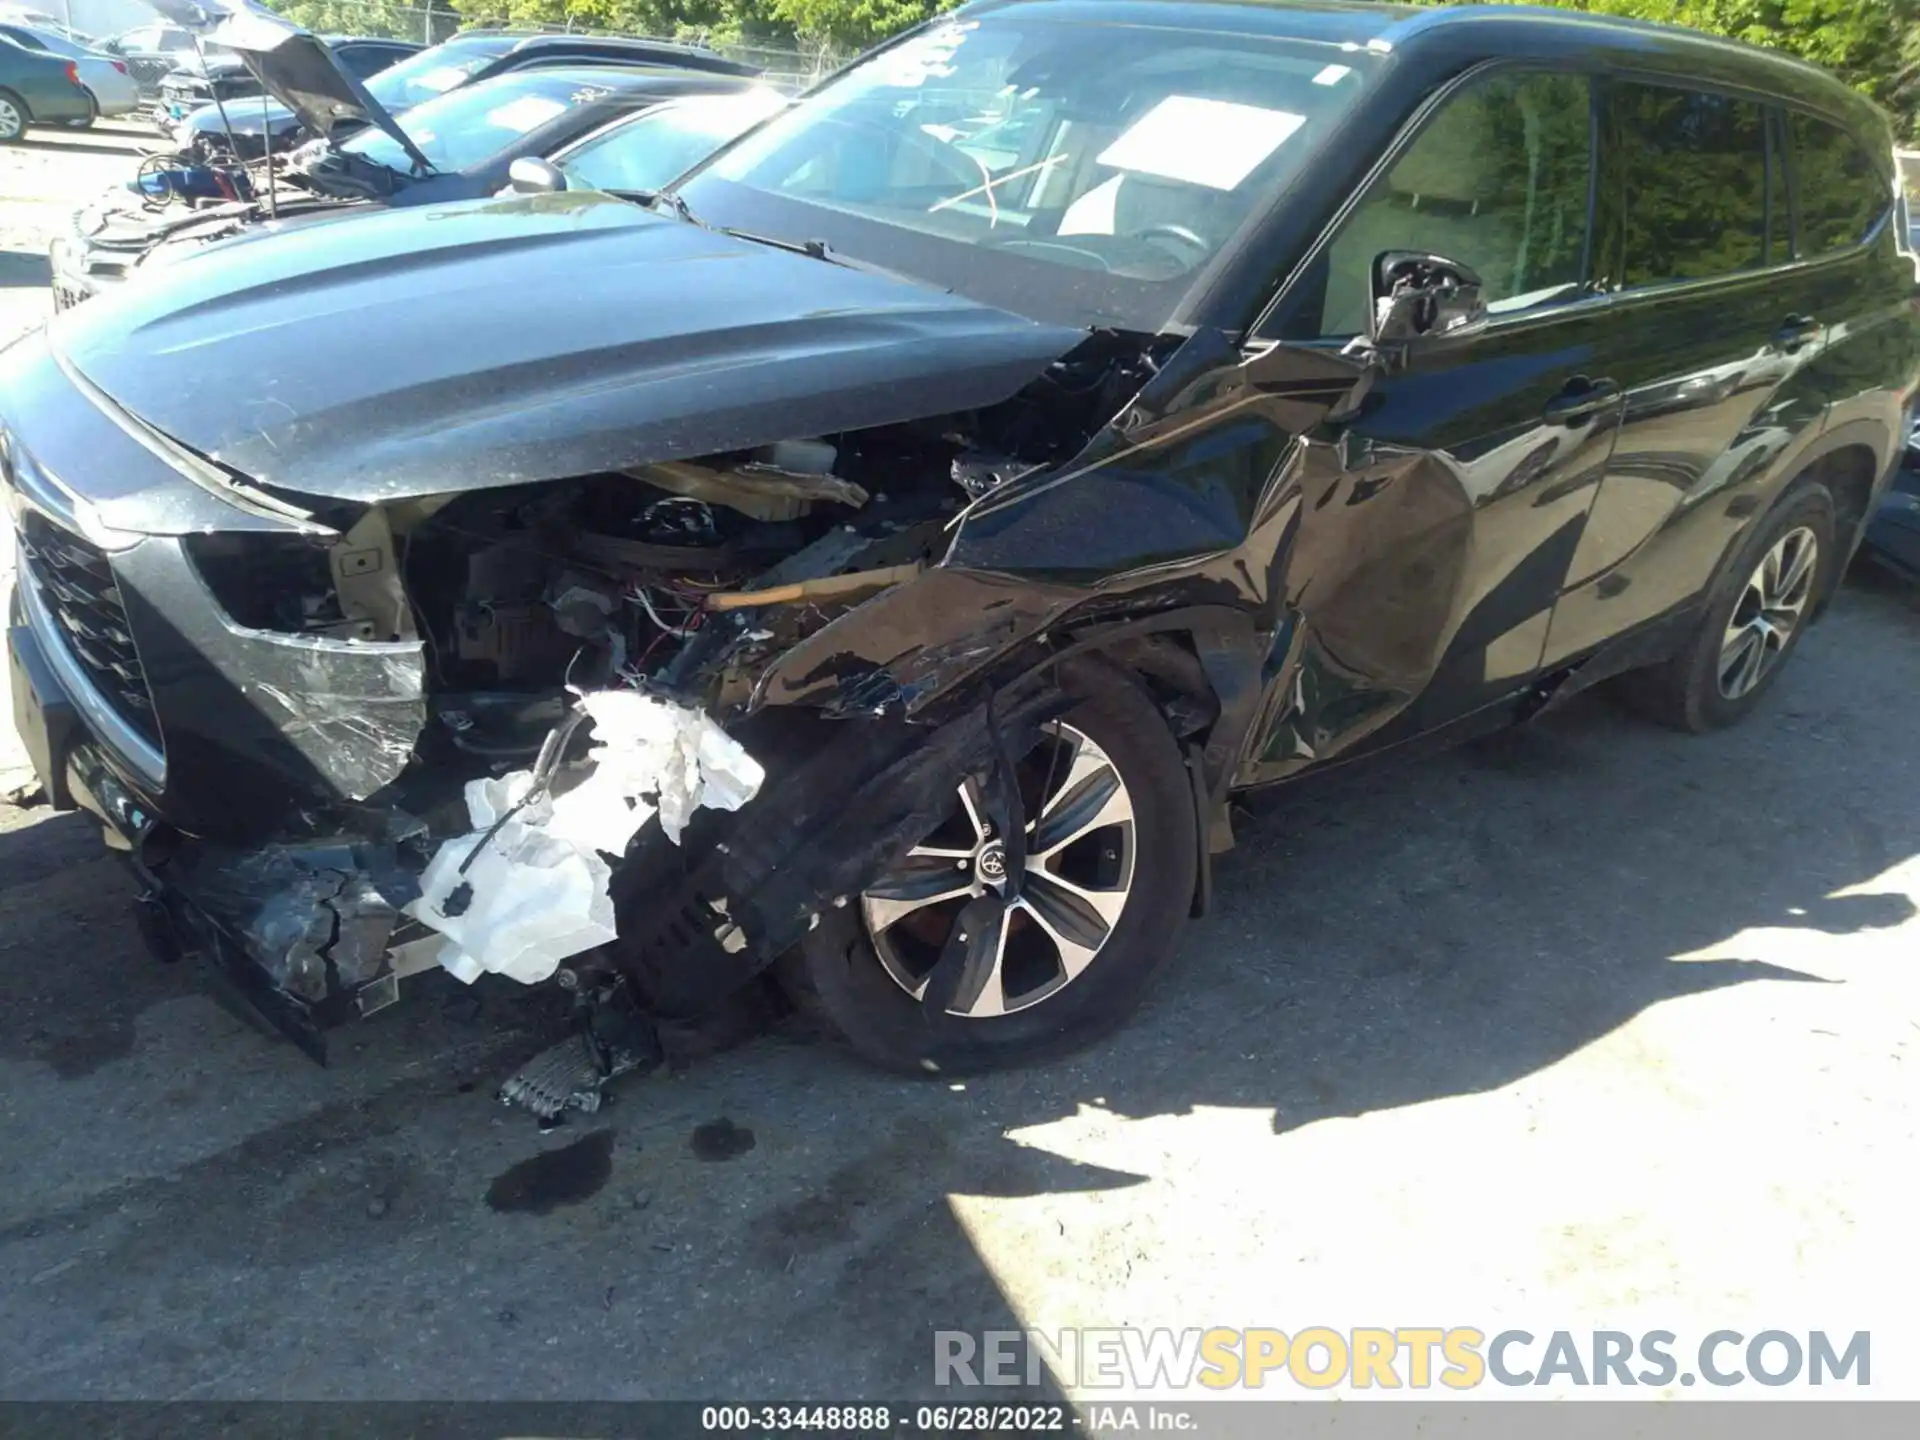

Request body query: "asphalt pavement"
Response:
[0, 129, 1917, 1407]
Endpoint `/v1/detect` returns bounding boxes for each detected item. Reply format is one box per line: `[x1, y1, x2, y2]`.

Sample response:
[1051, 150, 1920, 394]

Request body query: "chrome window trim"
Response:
[1249, 59, 1894, 344]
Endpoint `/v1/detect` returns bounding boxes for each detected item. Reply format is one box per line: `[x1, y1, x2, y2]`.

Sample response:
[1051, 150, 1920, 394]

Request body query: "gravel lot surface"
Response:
[1, 126, 1917, 1408]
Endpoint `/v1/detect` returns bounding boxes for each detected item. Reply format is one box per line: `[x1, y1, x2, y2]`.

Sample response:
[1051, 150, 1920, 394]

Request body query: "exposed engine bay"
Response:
[126, 336, 1168, 1116]
[60, 142, 412, 300]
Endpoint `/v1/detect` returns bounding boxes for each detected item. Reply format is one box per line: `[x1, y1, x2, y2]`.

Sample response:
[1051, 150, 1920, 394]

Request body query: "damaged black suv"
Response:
[5, 0, 1917, 1110]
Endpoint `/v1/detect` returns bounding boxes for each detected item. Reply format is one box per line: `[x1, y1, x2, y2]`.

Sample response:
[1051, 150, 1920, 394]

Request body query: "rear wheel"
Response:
[0, 92, 28, 143]
[1618, 479, 1835, 731]
[781, 662, 1197, 1074]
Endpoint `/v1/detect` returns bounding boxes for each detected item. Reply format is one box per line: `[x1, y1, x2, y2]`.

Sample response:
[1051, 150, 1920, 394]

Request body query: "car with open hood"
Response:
[6, 0, 1917, 1113]
[50, 63, 778, 308]
[151, 33, 418, 128]
[172, 27, 761, 161]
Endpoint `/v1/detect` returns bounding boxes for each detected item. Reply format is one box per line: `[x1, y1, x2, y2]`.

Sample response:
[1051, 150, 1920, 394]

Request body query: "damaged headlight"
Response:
[184, 531, 355, 636]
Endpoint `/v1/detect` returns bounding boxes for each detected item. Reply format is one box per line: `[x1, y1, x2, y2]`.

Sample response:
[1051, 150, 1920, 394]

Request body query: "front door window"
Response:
[1287, 70, 1594, 339]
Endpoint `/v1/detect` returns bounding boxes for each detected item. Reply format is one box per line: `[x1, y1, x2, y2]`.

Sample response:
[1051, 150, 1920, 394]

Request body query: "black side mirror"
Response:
[1369, 251, 1488, 348]
[507, 157, 567, 196]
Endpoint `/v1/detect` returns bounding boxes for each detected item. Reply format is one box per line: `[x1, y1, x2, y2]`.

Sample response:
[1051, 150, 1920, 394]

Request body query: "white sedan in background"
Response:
[0, 19, 139, 117]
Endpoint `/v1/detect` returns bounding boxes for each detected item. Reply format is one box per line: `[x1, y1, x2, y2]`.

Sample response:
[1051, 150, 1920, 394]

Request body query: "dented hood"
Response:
[51, 192, 1087, 504]
[146, 0, 431, 171]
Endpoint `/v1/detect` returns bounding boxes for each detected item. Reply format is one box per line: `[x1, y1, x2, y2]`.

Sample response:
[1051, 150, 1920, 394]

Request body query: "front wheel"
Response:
[1618, 478, 1836, 731]
[781, 662, 1198, 1074]
[0, 91, 28, 143]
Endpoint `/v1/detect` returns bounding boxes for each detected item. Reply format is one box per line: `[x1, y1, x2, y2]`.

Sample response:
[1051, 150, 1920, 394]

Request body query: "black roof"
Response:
[460, 63, 756, 98]
[319, 35, 424, 50]
[954, 0, 1880, 128]
[440, 27, 760, 77]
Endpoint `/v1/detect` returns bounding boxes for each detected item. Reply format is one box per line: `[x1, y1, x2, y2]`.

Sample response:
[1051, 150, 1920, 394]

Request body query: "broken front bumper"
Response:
[3, 356, 436, 1055]
[47, 237, 114, 312]
[10, 611, 430, 1057]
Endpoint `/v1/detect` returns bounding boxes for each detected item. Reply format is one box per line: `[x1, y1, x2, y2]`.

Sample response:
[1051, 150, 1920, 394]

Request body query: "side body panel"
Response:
[1240, 303, 1625, 784]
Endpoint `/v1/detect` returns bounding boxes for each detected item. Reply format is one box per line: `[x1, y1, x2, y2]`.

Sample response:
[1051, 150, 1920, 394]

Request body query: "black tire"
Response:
[0, 90, 29, 143]
[1617, 477, 1836, 732]
[779, 660, 1198, 1074]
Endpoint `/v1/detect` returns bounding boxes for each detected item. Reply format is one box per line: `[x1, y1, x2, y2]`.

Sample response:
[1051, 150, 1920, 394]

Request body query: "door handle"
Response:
[1542, 377, 1620, 426]
[1773, 314, 1820, 352]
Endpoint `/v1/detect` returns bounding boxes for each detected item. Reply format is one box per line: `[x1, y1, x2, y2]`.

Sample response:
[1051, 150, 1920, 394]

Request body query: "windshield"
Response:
[362, 37, 504, 114]
[347, 70, 616, 173]
[557, 89, 787, 194]
[676, 13, 1376, 330]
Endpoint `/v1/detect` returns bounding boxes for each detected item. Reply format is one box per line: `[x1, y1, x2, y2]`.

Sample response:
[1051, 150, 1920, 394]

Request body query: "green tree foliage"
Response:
[269, 0, 1920, 136]
[273, 0, 454, 42]
[454, 0, 778, 45]
[1442, 0, 1920, 137]
[760, 0, 946, 51]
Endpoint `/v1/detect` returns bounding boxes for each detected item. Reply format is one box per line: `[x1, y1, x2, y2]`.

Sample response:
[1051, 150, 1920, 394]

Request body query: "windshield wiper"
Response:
[635, 192, 920, 283]
[719, 227, 849, 267]
[637, 189, 843, 265]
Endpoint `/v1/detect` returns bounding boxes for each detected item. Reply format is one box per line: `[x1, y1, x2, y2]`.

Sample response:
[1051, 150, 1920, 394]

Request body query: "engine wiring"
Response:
[633, 585, 700, 640]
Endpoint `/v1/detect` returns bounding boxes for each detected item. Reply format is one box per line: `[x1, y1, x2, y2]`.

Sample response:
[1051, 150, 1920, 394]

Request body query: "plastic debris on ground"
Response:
[405, 691, 766, 986]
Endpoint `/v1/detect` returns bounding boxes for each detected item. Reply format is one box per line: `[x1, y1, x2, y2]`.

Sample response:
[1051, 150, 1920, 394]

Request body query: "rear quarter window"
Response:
[1603, 82, 1774, 287]
[1789, 112, 1890, 256]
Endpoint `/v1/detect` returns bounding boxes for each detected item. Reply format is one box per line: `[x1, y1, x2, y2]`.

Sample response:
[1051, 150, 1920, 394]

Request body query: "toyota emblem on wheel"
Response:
[976, 841, 1007, 882]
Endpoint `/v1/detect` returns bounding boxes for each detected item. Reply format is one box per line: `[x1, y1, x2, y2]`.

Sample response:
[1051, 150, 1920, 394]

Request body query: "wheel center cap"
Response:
[976, 840, 1007, 883]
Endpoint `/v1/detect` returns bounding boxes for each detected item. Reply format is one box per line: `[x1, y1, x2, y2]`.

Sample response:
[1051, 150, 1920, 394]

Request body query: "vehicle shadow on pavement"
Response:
[9, 137, 146, 161]
[0, 583, 1913, 1399]
[0, 250, 51, 290]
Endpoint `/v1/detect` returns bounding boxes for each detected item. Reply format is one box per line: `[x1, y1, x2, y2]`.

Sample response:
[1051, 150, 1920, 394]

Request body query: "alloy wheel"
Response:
[1718, 525, 1818, 700]
[861, 721, 1137, 1018]
[0, 99, 23, 141]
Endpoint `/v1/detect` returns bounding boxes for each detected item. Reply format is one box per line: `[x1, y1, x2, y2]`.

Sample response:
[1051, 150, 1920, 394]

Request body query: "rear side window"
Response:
[1303, 70, 1593, 338]
[1790, 112, 1888, 255]
[1604, 83, 1773, 287]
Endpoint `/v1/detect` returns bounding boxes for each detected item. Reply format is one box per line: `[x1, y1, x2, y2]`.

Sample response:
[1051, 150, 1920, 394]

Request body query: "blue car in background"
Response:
[0, 29, 97, 138]
[1862, 415, 1920, 581]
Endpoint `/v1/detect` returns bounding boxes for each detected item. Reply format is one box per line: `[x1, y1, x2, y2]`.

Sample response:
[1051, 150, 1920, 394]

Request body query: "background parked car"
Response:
[0, 29, 96, 138]
[95, 18, 201, 100]
[1862, 416, 1920, 580]
[52, 66, 775, 305]
[155, 34, 419, 128]
[176, 28, 760, 161]
[0, 19, 137, 118]
[523, 85, 789, 196]
[329, 66, 768, 197]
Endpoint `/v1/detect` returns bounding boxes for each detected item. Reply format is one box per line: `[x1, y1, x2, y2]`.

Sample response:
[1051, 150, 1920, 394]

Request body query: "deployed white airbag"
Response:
[406, 691, 766, 986]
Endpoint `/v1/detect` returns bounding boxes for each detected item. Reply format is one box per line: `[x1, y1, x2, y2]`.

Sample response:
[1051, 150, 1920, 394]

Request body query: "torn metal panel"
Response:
[328, 508, 416, 642]
[632, 455, 869, 521]
[156, 837, 417, 1009]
